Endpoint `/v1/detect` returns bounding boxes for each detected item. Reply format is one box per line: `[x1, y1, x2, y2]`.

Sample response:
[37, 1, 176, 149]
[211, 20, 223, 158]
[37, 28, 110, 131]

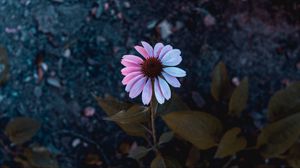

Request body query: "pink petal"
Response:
[134, 46, 149, 59]
[125, 74, 143, 92]
[163, 67, 186, 77]
[141, 41, 154, 57]
[154, 43, 164, 58]
[158, 45, 173, 60]
[162, 72, 181, 88]
[158, 76, 171, 100]
[142, 78, 152, 105]
[121, 59, 142, 67]
[154, 78, 165, 104]
[122, 55, 143, 64]
[122, 72, 142, 85]
[161, 49, 182, 66]
[121, 67, 141, 75]
[129, 77, 147, 98]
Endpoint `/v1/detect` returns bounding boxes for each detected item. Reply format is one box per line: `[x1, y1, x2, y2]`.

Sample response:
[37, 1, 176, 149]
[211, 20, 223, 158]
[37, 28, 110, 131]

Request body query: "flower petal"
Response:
[122, 55, 143, 64]
[142, 78, 152, 105]
[161, 49, 182, 66]
[125, 74, 143, 92]
[158, 45, 173, 59]
[154, 78, 165, 104]
[163, 67, 186, 77]
[162, 72, 181, 88]
[141, 41, 154, 57]
[121, 59, 142, 67]
[158, 76, 171, 100]
[121, 67, 141, 75]
[134, 46, 149, 59]
[122, 71, 142, 85]
[154, 43, 164, 58]
[129, 77, 147, 98]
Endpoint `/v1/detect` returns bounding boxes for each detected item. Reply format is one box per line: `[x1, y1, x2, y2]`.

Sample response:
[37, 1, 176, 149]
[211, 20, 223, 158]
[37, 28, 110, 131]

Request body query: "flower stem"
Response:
[150, 99, 158, 150]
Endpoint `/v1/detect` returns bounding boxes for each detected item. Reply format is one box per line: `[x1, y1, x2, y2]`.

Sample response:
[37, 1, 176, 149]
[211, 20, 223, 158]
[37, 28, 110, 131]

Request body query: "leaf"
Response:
[158, 131, 174, 145]
[211, 62, 230, 101]
[24, 146, 59, 168]
[162, 111, 222, 150]
[128, 146, 150, 160]
[185, 146, 200, 168]
[0, 45, 9, 85]
[215, 127, 247, 158]
[267, 82, 300, 122]
[157, 93, 189, 116]
[151, 154, 182, 168]
[286, 143, 300, 168]
[257, 112, 300, 158]
[96, 96, 146, 137]
[5, 117, 41, 145]
[105, 105, 149, 124]
[229, 77, 249, 117]
[96, 95, 131, 116]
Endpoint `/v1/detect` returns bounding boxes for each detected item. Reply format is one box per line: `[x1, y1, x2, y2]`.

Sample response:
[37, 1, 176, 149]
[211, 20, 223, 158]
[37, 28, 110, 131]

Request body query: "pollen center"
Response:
[142, 57, 163, 78]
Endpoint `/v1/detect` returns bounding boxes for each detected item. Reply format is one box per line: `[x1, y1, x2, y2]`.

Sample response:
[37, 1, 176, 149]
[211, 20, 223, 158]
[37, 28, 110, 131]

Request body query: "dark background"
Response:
[0, 0, 300, 167]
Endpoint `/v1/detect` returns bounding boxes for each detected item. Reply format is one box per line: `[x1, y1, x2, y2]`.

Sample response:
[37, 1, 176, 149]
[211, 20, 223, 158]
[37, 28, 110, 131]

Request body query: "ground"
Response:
[0, 0, 300, 167]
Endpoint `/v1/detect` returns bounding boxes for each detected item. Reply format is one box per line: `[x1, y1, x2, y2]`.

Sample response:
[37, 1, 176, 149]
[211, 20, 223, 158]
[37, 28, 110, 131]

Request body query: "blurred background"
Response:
[0, 0, 300, 167]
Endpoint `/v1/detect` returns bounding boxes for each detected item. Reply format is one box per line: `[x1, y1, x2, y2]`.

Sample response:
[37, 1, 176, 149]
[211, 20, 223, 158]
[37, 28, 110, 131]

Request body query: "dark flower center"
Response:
[142, 57, 163, 78]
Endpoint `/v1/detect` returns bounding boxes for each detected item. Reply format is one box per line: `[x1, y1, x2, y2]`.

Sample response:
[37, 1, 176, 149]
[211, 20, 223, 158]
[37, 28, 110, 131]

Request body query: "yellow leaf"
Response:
[229, 78, 248, 117]
[257, 112, 300, 158]
[211, 62, 231, 101]
[215, 127, 247, 158]
[5, 117, 41, 145]
[162, 111, 222, 150]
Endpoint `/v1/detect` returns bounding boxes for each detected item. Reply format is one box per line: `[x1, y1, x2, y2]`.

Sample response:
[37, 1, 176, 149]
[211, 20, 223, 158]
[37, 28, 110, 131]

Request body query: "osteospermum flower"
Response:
[121, 41, 186, 105]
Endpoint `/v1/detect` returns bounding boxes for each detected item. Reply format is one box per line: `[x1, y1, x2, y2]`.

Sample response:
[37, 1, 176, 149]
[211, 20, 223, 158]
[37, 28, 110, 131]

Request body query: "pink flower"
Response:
[121, 41, 186, 105]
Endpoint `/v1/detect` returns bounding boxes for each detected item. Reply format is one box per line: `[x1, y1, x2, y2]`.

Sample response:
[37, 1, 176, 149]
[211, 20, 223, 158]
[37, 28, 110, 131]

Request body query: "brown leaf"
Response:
[229, 77, 249, 117]
[215, 127, 247, 158]
[5, 117, 41, 145]
[185, 146, 200, 168]
[162, 111, 222, 150]
[105, 105, 148, 124]
[85, 154, 103, 166]
[257, 112, 300, 158]
[286, 143, 300, 168]
[24, 146, 59, 168]
[211, 62, 231, 101]
[151, 154, 182, 168]
[157, 93, 189, 116]
[0, 45, 9, 85]
[267, 82, 300, 122]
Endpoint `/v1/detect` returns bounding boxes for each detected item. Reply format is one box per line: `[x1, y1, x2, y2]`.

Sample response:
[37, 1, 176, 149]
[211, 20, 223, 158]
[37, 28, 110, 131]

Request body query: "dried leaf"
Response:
[157, 93, 189, 116]
[286, 143, 300, 168]
[185, 146, 200, 168]
[85, 154, 103, 166]
[162, 111, 222, 150]
[105, 105, 148, 124]
[5, 117, 41, 145]
[24, 146, 59, 168]
[267, 82, 300, 122]
[128, 146, 150, 160]
[151, 154, 182, 168]
[215, 127, 247, 158]
[257, 112, 300, 158]
[211, 62, 230, 101]
[229, 77, 248, 117]
[158, 131, 174, 145]
[0, 45, 9, 85]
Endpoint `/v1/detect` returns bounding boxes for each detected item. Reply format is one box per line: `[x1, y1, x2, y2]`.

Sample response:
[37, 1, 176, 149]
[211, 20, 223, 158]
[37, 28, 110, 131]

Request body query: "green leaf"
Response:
[215, 127, 247, 158]
[24, 146, 59, 168]
[158, 131, 174, 145]
[5, 117, 41, 145]
[117, 122, 146, 137]
[211, 62, 230, 101]
[157, 93, 189, 116]
[257, 112, 300, 158]
[128, 146, 150, 160]
[162, 111, 222, 150]
[151, 154, 182, 168]
[105, 105, 148, 124]
[267, 82, 300, 122]
[286, 143, 300, 168]
[229, 77, 249, 117]
[0, 45, 9, 85]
